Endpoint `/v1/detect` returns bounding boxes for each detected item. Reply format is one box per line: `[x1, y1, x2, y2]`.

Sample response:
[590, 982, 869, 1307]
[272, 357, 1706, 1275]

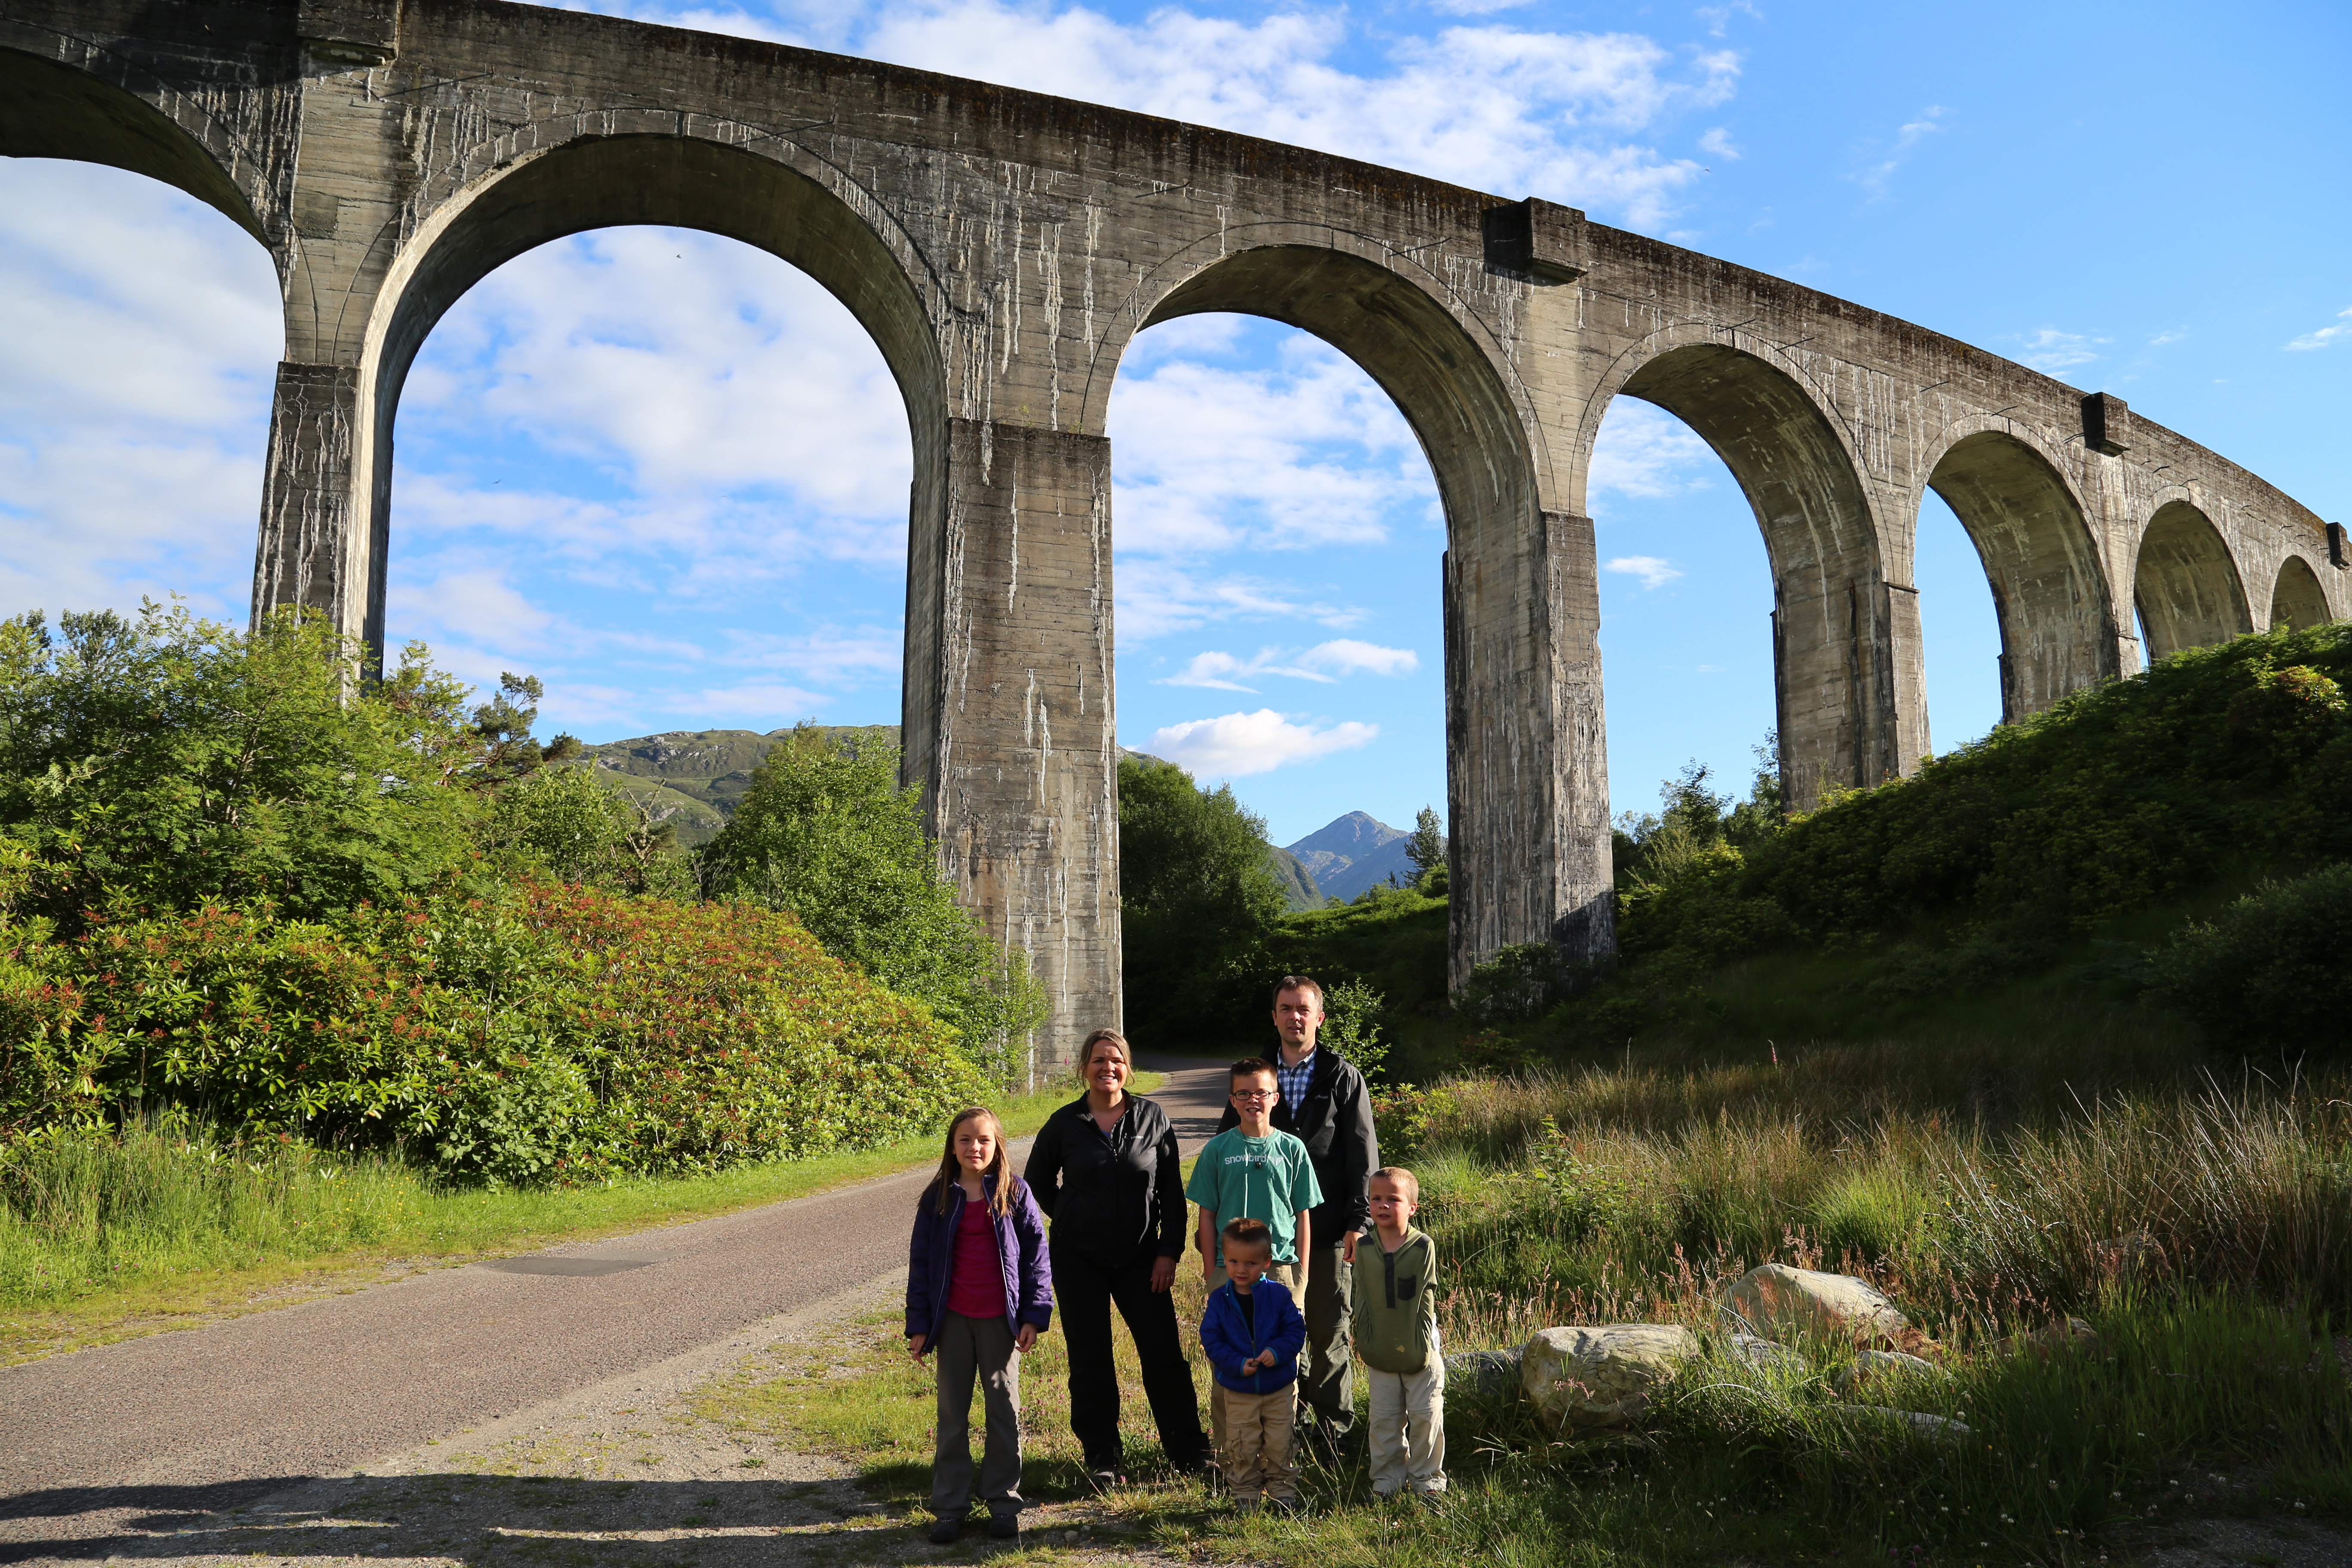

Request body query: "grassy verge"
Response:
[0, 1075, 1151, 1365]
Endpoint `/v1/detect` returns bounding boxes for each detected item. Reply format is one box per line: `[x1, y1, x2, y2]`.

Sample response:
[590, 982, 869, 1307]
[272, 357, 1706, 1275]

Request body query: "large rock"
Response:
[1521, 1325, 1699, 1430]
[1721, 1264, 1910, 1348]
[1725, 1333, 1803, 1375]
[1833, 1348, 1940, 1392]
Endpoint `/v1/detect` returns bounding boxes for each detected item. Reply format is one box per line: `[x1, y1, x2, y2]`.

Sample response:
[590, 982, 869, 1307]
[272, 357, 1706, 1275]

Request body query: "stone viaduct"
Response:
[4, 0, 2341, 1070]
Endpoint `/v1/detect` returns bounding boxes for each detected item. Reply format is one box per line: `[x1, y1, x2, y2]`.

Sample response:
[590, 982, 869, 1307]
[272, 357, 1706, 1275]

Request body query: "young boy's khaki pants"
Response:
[1219, 1384, 1297, 1504]
[1203, 1260, 1301, 1452]
[1365, 1358, 1446, 1496]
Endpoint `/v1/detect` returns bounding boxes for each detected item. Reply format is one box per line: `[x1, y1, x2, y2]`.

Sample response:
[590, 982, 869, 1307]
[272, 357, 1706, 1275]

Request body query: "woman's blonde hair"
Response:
[1077, 1028, 1131, 1078]
[929, 1106, 1014, 1216]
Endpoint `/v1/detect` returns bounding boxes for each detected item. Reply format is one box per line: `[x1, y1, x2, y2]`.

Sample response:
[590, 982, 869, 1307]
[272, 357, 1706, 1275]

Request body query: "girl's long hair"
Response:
[929, 1106, 1014, 1216]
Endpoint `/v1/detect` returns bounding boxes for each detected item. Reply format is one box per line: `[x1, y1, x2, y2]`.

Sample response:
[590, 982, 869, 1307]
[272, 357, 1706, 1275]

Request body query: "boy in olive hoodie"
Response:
[1348, 1166, 1445, 1498]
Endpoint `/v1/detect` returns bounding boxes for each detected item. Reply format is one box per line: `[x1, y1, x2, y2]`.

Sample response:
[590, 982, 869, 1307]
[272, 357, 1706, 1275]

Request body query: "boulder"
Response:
[1725, 1333, 1803, 1375]
[1833, 1349, 1939, 1392]
[1521, 1325, 1699, 1430]
[1720, 1263, 1910, 1348]
[1443, 1347, 1523, 1398]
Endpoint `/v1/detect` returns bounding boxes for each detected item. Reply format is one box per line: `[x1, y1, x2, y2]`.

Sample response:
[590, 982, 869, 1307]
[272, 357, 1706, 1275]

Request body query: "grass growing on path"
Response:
[0, 1075, 1150, 1364]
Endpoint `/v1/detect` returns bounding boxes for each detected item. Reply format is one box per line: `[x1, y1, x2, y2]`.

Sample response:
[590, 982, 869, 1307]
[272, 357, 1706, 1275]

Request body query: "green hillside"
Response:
[576, 726, 900, 846]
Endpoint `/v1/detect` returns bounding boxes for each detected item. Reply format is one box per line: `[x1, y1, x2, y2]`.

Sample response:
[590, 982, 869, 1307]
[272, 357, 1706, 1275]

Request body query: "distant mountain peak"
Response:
[1285, 810, 1405, 859]
[1280, 811, 1414, 903]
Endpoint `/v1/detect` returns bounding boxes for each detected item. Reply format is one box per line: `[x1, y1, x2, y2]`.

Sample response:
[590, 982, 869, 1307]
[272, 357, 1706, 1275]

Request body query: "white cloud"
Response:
[0, 161, 279, 625]
[1111, 337, 1428, 556]
[784, 2, 1736, 226]
[1696, 1, 1763, 37]
[404, 228, 911, 517]
[1590, 399, 1717, 502]
[2015, 328, 2109, 373]
[1698, 126, 1741, 160]
[2148, 327, 2188, 347]
[2285, 307, 2352, 351]
[1158, 638, 1418, 689]
[1298, 639, 1419, 678]
[1856, 105, 1948, 198]
[1145, 708, 1379, 778]
[1118, 560, 1366, 642]
[1605, 555, 1685, 588]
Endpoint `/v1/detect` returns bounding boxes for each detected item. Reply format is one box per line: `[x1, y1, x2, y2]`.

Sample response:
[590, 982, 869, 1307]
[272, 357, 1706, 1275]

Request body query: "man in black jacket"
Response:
[1211, 975, 1379, 1455]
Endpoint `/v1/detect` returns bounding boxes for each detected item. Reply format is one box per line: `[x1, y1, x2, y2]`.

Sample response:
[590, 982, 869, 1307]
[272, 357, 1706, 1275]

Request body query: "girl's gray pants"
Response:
[931, 1311, 1023, 1520]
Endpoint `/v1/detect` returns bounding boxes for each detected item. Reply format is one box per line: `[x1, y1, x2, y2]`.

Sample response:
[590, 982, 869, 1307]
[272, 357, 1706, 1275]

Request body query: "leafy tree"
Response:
[484, 762, 694, 899]
[0, 602, 482, 930]
[1613, 734, 1784, 895]
[1117, 755, 1286, 1046]
[1406, 804, 1447, 893]
[1318, 976, 1392, 1083]
[698, 725, 1042, 1082]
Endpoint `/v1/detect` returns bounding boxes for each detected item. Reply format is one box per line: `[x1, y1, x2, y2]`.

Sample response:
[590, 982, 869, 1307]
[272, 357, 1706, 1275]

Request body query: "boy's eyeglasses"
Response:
[1231, 1089, 1277, 1101]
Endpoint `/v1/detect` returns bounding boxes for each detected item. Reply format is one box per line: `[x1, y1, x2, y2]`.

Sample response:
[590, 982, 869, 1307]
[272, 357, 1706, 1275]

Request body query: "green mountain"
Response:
[1263, 844, 1326, 912]
[575, 731, 1324, 917]
[577, 725, 900, 847]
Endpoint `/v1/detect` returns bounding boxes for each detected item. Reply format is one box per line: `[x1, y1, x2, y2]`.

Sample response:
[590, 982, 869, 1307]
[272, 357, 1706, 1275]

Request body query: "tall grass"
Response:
[0, 1120, 423, 1303]
[1396, 1046, 2352, 1342]
[0, 1078, 1123, 1325]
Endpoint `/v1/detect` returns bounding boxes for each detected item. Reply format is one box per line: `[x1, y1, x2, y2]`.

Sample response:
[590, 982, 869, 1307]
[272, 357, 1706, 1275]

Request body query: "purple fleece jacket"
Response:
[904, 1173, 1054, 1348]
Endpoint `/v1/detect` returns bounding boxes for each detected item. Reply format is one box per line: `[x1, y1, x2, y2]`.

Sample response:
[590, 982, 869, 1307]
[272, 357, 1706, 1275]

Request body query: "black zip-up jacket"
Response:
[1023, 1093, 1188, 1263]
[1213, 1046, 1379, 1239]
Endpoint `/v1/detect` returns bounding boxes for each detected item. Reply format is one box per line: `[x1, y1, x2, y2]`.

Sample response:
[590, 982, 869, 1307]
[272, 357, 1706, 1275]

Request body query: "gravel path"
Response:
[0, 1056, 1233, 1564]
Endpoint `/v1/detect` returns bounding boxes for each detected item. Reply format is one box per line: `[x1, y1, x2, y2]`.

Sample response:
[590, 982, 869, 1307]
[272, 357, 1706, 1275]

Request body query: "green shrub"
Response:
[1266, 889, 1447, 1021]
[0, 883, 984, 1186]
[0, 603, 484, 931]
[700, 725, 1042, 1082]
[2144, 861, 2352, 1053]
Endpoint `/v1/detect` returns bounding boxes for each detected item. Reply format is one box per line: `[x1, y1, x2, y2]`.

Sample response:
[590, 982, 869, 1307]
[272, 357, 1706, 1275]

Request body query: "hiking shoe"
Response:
[986, 1513, 1020, 1540]
[926, 1515, 963, 1544]
[1083, 1467, 1123, 1494]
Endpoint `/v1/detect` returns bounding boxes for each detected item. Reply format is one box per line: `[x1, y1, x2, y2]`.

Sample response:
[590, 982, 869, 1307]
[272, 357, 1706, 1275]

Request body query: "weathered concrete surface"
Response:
[3, 0, 2339, 1048]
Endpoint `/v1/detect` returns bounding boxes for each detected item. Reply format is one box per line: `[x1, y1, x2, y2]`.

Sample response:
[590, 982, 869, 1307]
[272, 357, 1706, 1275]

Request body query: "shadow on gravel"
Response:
[0, 1470, 1092, 1566]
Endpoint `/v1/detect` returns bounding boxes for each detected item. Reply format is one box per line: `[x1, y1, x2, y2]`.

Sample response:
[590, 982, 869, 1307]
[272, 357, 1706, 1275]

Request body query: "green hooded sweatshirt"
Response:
[1351, 1226, 1438, 1374]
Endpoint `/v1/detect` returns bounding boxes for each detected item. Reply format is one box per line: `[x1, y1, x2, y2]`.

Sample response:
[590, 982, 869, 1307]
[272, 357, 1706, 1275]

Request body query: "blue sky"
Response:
[3, 0, 2346, 847]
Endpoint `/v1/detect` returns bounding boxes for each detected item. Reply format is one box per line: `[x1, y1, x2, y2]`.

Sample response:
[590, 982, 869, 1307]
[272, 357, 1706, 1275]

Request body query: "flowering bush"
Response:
[0, 883, 983, 1186]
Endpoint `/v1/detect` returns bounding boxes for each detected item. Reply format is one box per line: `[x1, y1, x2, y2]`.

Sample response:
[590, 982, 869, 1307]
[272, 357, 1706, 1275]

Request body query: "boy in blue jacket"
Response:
[1197, 1217, 1308, 1511]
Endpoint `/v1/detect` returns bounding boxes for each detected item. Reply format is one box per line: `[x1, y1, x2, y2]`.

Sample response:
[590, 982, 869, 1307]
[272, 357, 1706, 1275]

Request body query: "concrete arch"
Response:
[1583, 334, 1892, 808]
[1097, 237, 1602, 981]
[1920, 426, 2117, 721]
[0, 43, 269, 244]
[2269, 554, 2332, 631]
[1130, 241, 1538, 547]
[351, 130, 946, 660]
[2133, 500, 2252, 660]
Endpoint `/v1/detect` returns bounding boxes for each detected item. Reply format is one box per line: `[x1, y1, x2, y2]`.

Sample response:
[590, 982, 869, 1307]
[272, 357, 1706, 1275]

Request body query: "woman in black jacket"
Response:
[1023, 1029, 1210, 1487]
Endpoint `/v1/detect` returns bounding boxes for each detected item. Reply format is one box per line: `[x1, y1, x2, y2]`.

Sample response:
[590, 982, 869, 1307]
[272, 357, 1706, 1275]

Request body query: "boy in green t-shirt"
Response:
[1187, 1057, 1323, 1452]
[1187, 1057, 1324, 1291]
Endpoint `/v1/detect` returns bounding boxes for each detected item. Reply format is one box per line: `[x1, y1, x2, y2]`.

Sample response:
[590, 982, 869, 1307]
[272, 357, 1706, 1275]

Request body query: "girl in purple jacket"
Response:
[906, 1106, 1053, 1545]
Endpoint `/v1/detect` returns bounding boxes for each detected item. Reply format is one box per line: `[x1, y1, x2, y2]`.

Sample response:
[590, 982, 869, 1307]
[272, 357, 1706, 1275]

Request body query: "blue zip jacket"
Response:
[1198, 1277, 1306, 1395]
[905, 1173, 1054, 1348]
